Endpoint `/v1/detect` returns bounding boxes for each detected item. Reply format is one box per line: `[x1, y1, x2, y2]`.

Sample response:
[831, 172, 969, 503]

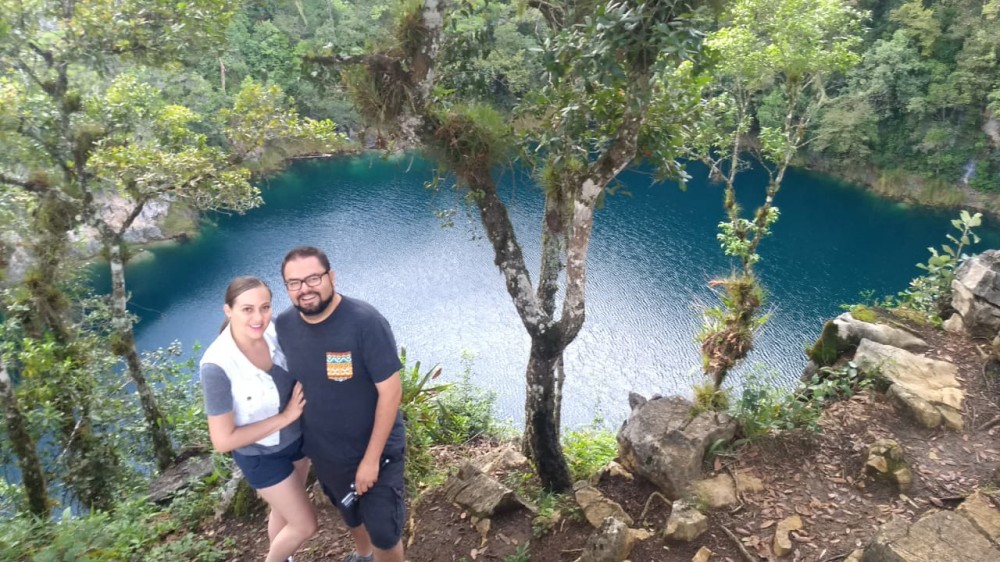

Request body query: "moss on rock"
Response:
[807, 320, 844, 367]
[229, 478, 264, 519]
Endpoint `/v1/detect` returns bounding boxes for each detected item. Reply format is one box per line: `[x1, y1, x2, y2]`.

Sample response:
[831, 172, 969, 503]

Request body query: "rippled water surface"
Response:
[107, 154, 1000, 427]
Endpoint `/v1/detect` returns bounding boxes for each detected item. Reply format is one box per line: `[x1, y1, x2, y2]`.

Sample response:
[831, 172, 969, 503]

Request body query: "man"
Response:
[275, 246, 405, 562]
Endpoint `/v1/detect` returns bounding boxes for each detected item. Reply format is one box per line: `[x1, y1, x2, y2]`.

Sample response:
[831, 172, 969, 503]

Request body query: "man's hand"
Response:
[354, 456, 381, 495]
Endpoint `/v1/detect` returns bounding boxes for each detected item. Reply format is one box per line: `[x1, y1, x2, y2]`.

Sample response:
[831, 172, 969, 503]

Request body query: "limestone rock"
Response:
[956, 491, 1000, 542]
[833, 312, 927, 351]
[853, 339, 964, 430]
[943, 314, 965, 334]
[443, 463, 529, 518]
[952, 251, 1000, 338]
[694, 474, 737, 509]
[149, 452, 214, 504]
[693, 470, 764, 509]
[773, 515, 803, 557]
[574, 481, 633, 528]
[576, 516, 635, 562]
[589, 461, 634, 486]
[475, 446, 529, 475]
[617, 395, 737, 499]
[309, 479, 328, 507]
[663, 500, 707, 542]
[845, 549, 864, 562]
[692, 546, 713, 562]
[864, 439, 913, 491]
[865, 511, 1000, 561]
[735, 470, 765, 495]
[630, 528, 656, 543]
[985, 113, 1000, 147]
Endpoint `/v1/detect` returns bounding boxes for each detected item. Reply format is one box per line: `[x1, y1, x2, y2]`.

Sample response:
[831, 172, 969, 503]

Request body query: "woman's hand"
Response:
[283, 382, 306, 423]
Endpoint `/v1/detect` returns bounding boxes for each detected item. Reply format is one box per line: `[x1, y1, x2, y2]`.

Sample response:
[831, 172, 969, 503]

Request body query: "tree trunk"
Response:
[0, 360, 49, 517]
[108, 239, 175, 471]
[523, 337, 572, 492]
[22, 197, 117, 509]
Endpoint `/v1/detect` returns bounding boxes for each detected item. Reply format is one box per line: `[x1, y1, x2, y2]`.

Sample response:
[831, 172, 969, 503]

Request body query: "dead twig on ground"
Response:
[977, 414, 1000, 431]
[721, 525, 758, 562]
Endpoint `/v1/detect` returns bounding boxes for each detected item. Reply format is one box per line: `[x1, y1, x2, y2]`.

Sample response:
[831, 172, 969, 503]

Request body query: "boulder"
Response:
[833, 312, 927, 351]
[853, 339, 964, 430]
[663, 499, 707, 542]
[573, 481, 634, 528]
[956, 491, 1000, 542]
[575, 516, 635, 562]
[864, 511, 999, 561]
[442, 463, 530, 518]
[951, 250, 1000, 338]
[148, 451, 214, 504]
[617, 394, 737, 498]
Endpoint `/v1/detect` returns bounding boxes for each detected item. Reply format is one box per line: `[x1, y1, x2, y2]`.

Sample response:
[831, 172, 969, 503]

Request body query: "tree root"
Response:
[638, 491, 672, 524]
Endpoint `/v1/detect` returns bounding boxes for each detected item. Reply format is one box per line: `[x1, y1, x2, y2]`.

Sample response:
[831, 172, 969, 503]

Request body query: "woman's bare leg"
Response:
[259, 459, 316, 562]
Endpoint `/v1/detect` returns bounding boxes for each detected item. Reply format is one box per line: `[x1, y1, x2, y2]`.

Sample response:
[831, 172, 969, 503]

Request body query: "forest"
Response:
[0, 0, 998, 560]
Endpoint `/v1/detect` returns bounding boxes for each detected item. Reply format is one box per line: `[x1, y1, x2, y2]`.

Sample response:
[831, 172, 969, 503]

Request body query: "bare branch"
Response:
[0, 171, 37, 190]
[304, 53, 400, 67]
[527, 0, 565, 29]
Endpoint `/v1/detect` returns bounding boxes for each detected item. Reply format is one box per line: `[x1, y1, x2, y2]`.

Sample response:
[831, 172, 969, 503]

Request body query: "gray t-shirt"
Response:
[200, 362, 302, 456]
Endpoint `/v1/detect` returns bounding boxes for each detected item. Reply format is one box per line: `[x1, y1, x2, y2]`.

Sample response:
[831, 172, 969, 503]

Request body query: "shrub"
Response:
[730, 370, 821, 441]
[898, 210, 981, 317]
[803, 361, 878, 404]
[691, 381, 730, 414]
[562, 421, 617, 482]
[399, 349, 499, 492]
[0, 491, 229, 562]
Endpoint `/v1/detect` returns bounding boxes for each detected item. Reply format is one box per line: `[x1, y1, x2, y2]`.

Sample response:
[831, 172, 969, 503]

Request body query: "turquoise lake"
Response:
[105, 154, 1000, 428]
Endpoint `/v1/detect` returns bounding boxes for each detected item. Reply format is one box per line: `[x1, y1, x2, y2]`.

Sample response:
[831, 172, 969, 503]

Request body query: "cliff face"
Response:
[69, 194, 185, 256]
[3, 194, 195, 284]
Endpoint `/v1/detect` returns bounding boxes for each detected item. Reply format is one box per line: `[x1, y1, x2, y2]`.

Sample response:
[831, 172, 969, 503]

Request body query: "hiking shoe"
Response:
[341, 553, 374, 562]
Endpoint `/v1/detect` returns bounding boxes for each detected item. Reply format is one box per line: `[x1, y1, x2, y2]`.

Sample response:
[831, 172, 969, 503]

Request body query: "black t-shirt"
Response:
[275, 295, 405, 464]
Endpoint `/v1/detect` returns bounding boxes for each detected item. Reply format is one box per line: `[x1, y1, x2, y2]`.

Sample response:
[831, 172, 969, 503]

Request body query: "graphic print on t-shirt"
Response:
[326, 352, 353, 381]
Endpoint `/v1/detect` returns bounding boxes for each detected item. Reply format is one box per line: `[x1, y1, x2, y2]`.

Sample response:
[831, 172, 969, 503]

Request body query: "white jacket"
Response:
[200, 323, 288, 447]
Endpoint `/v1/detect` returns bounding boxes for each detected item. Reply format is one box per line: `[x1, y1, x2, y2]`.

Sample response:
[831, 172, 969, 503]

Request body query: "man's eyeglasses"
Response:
[283, 270, 328, 291]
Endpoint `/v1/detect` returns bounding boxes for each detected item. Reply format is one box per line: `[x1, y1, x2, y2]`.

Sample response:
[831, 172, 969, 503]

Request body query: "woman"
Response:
[200, 276, 316, 562]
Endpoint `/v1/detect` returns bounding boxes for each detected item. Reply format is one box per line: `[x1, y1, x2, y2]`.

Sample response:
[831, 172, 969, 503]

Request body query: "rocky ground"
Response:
[204, 317, 1000, 561]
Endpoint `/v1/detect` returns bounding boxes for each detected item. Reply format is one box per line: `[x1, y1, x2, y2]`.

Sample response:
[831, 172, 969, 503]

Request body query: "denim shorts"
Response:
[232, 438, 305, 489]
[314, 455, 406, 550]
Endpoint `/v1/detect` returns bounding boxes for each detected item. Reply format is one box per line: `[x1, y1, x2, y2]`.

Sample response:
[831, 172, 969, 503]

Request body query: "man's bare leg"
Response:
[348, 524, 374, 558]
[373, 540, 403, 562]
[346, 526, 403, 562]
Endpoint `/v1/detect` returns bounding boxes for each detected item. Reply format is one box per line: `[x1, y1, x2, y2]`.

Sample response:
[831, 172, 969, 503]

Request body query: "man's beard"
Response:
[294, 292, 334, 317]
